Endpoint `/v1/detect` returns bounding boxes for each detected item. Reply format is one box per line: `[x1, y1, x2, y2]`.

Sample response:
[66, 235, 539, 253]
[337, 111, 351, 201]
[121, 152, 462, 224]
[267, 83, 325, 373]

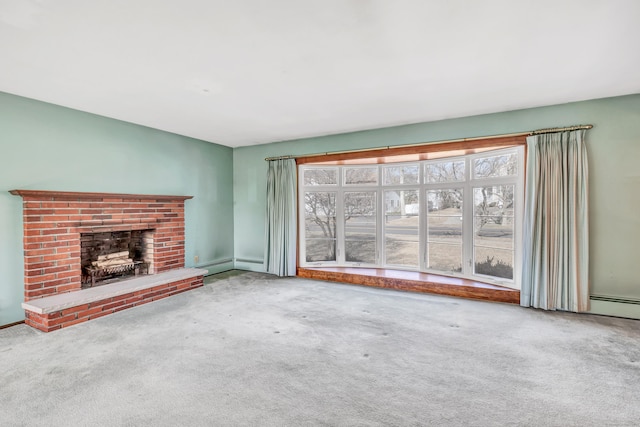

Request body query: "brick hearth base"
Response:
[22, 268, 206, 332]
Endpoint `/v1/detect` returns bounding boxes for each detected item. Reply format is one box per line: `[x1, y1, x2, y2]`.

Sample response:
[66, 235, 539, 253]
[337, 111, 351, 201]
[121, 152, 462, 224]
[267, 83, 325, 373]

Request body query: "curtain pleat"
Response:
[264, 159, 297, 276]
[521, 130, 589, 312]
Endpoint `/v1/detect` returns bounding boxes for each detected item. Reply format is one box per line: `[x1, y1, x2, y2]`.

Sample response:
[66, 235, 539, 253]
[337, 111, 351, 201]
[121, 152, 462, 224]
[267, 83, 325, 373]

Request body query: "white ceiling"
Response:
[1, 1, 639, 148]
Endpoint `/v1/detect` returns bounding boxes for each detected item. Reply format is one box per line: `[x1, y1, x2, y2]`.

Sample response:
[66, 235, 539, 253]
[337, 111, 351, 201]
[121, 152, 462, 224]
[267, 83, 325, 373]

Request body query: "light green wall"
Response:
[2, 92, 638, 323]
[0, 92, 234, 325]
[233, 94, 640, 316]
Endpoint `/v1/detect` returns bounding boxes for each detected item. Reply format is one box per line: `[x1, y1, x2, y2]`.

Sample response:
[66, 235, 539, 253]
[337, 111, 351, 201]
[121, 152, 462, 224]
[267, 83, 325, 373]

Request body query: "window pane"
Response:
[305, 239, 336, 262]
[384, 190, 419, 267]
[428, 243, 462, 272]
[473, 185, 514, 280]
[344, 192, 376, 264]
[426, 189, 463, 272]
[425, 161, 465, 183]
[474, 248, 513, 280]
[344, 167, 378, 185]
[426, 189, 463, 212]
[383, 165, 419, 185]
[304, 192, 336, 262]
[474, 153, 517, 178]
[304, 168, 337, 186]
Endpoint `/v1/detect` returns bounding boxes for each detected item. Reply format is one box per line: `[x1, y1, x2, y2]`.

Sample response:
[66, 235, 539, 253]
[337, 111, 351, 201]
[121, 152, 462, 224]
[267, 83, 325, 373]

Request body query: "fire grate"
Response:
[83, 261, 148, 288]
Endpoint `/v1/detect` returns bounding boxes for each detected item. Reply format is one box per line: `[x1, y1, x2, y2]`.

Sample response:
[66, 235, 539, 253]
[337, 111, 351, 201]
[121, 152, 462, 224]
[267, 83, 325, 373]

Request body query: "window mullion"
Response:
[419, 166, 427, 271]
[462, 158, 473, 276]
[336, 182, 345, 264]
[298, 168, 307, 267]
[376, 166, 383, 266]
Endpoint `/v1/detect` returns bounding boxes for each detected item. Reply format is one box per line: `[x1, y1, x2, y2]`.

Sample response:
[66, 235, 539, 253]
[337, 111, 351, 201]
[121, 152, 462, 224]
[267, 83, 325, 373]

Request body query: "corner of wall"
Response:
[233, 258, 266, 273]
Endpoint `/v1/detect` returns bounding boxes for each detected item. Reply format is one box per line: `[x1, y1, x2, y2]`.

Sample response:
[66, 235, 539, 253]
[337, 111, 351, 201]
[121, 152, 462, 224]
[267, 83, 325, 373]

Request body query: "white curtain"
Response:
[264, 159, 297, 276]
[521, 130, 589, 311]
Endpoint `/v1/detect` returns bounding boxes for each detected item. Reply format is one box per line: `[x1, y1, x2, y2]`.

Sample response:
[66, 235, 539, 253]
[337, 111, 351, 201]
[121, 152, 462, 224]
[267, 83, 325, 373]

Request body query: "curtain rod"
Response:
[529, 124, 593, 135]
[264, 124, 593, 161]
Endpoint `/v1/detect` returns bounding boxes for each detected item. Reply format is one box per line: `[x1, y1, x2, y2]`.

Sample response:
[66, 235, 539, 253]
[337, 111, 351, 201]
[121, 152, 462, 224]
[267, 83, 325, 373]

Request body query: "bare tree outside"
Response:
[303, 169, 338, 262]
[473, 153, 517, 227]
[304, 191, 336, 261]
[345, 167, 377, 185]
[384, 165, 419, 185]
[425, 160, 465, 183]
[474, 153, 517, 178]
[472, 153, 517, 279]
[304, 168, 337, 186]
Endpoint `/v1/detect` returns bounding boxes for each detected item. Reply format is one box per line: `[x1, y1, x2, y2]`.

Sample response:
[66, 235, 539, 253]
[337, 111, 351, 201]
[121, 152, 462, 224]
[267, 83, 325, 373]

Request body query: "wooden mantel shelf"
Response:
[9, 190, 193, 201]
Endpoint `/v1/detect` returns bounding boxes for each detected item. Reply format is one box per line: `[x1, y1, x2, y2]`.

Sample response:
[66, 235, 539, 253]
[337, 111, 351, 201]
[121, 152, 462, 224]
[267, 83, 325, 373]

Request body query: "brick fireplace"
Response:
[10, 190, 206, 332]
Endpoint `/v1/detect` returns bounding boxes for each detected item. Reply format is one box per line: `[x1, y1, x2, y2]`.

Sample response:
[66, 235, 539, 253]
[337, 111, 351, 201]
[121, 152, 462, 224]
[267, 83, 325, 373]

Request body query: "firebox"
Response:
[81, 230, 154, 287]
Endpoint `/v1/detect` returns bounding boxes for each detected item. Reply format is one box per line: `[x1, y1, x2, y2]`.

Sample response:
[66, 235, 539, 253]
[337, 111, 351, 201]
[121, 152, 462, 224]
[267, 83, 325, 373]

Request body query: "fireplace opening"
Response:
[81, 230, 154, 288]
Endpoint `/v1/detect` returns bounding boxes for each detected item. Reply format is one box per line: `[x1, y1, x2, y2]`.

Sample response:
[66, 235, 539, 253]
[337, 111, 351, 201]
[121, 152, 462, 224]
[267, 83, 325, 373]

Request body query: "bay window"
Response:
[299, 146, 524, 289]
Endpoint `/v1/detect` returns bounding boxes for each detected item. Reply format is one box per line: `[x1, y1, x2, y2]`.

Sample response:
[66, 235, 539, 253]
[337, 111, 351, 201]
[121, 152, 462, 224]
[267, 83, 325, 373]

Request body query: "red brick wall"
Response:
[12, 191, 191, 301]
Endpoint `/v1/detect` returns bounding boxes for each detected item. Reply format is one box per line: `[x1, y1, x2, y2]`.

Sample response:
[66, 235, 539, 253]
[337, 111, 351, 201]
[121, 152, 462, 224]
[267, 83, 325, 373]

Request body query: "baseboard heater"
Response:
[235, 258, 264, 264]
[196, 258, 233, 275]
[590, 295, 640, 305]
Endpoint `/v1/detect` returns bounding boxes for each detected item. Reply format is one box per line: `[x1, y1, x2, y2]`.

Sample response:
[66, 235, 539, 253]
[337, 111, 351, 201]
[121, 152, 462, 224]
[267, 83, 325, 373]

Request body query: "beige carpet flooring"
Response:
[1, 270, 639, 426]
